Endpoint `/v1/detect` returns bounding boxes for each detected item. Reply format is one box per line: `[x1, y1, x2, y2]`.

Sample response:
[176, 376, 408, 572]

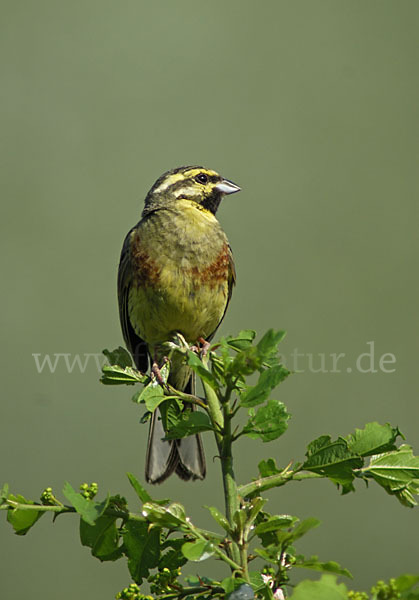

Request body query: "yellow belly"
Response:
[128, 201, 231, 348]
[128, 268, 228, 347]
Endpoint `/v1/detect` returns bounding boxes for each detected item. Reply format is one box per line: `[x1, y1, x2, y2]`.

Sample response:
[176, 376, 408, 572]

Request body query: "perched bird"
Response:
[118, 166, 240, 483]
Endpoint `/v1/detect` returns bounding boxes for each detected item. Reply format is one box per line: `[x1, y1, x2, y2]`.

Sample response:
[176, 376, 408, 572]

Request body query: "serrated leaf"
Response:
[346, 422, 402, 457]
[165, 411, 213, 440]
[303, 435, 363, 493]
[187, 352, 219, 389]
[181, 539, 215, 561]
[240, 365, 290, 407]
[205, 506, 232, 533]
[100, 364, 147, 386]
[103, 347, 133, 368]
[243, 399, 289, 442]
[62, 482, 108, 526]
[127, 472, 152, 503]
[6, 494, 44, 535]
[362, 444, 419, 507]
[123, 520, 160, 583]
[224, 330, 256, 351]
[295, 555, 352, 578]
[289, 574, 348, 599]
[80, 515, 123, 561]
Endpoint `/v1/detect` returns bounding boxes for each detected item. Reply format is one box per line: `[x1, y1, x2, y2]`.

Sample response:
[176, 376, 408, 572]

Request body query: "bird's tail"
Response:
[145, 373, 206, 484]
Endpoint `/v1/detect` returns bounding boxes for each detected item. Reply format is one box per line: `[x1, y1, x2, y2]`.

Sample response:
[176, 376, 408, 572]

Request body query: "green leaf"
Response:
[165, 411, 214, 440]
[346, 422, 402, 457]
[303, 435, 363, 493]
[187, 351, 219, 389]
[233, 508, 247, 535]
[230, 346, 264, 377]
[243, 399, 289, 442]
[289, 574, 348, 599]
[62, 482, 108, 526]
[127, 472, 152, 504]
[103, 347, 133, 368]
[135, 380, 165, 411]
[205, 505, 232, 533]
[224, 330, 256, 351]
[294, 555, 352, 578]
[245, 497, 267, 528]
[100, 364, 147, 386]
[288, 517, 321, 542]
[80, 515, 123, 561]
[181, 539, 215, 562]
[240, 365, 290, 408]
[258, 458, 281, 477]
[255, 515, 298, 534]
[248, 571, 266, 592]
[123, 520, 160, 583]
[394, 574, 419, 592]
[159, 538, 189, 570]
[6, 494, 44, 535]
[142, 502, 187, 529]
[0, 483, 9, 503]
[362, 444, 419, 507]
[221, 577, 246, 594]
[256, 329, 286, 360]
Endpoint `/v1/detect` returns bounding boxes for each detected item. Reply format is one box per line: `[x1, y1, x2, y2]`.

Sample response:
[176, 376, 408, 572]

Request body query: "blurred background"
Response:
[1, 1, 418, 597]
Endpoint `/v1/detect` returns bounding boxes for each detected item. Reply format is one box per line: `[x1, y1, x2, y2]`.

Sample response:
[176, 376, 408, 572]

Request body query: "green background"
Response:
[1, 1, 418, 597]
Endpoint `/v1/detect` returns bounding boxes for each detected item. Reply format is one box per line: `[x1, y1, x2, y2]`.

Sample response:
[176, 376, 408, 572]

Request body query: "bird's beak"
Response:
[215, 179, 241, 195]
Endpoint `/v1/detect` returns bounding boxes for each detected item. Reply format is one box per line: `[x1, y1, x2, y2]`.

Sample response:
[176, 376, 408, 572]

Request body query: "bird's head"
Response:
[144, 166, 240, 215]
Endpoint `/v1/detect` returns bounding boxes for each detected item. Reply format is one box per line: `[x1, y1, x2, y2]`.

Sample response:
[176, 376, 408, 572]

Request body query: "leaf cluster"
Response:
[2, 329, 419, 599]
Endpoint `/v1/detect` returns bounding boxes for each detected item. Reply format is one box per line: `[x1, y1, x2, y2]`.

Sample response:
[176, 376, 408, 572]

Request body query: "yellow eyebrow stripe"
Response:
[183, 168, 218, 179]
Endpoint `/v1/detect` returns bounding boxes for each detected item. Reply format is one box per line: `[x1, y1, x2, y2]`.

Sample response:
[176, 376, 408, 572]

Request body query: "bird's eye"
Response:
[195, 173, 208, 184]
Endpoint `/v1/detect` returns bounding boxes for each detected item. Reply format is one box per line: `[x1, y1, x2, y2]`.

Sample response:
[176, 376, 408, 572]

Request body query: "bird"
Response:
[117, 166, 240, 483]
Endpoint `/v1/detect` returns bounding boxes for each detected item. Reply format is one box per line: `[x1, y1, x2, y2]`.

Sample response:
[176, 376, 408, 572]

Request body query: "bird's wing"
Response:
[208, 243, 236, 341]
[117, 226, 149, 372]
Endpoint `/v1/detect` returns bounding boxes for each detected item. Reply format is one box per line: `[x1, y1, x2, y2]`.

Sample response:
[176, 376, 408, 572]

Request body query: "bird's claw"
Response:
[151, 358, 170, 389]
[198, 337, 211, 357]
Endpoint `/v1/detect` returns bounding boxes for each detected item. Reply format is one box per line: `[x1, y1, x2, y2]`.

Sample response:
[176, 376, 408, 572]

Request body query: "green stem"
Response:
[201, 378, 224, 447]
[0, 500, 145, 522]
[240, 544, 250, 581]
[186, 518, 241, 571]
[200, 355, 242, 571]
[238, 470, 323, 497]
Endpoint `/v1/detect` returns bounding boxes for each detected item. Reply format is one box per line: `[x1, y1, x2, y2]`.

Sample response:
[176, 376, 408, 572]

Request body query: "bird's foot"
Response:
[151, 357, 169, 388]
[197, 337, 211, 357]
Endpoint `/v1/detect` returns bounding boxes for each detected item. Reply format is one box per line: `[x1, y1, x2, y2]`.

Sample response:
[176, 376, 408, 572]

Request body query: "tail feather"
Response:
[145, 373, 206, 484]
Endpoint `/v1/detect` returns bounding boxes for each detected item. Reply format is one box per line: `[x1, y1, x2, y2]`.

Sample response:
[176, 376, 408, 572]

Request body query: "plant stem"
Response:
[0, 500, 144, 522]
[238, 470, 323, 497]
[201, 378, 224, 447]
[219, 406, 242, 569]
[200, 355, 242, 571]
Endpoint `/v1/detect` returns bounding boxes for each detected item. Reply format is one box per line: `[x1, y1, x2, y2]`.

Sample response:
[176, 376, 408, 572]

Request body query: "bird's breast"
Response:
[128, 206, 231, 346]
